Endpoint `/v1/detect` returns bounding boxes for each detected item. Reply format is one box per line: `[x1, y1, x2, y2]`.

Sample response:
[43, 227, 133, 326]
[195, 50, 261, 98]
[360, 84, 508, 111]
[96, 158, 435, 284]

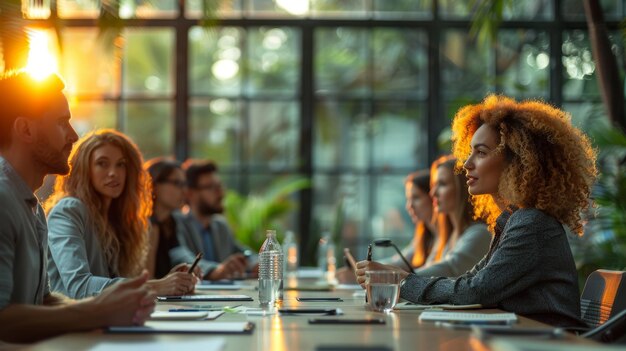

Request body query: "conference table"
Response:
[26, 272, 598, 351]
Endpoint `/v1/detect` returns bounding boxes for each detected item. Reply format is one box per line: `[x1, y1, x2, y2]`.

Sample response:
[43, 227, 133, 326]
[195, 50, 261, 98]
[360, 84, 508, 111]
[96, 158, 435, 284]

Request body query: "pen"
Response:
[365, 244, 372, 303]
[188, 252, 203, 274]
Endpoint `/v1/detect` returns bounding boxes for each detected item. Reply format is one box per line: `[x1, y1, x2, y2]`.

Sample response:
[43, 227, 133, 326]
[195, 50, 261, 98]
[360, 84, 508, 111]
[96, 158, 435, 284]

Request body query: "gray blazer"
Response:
[171, 212, 247, 277]
[416, 222, 491, 277]
[47, 197, 124, 299]
[400, 208, 585, 327]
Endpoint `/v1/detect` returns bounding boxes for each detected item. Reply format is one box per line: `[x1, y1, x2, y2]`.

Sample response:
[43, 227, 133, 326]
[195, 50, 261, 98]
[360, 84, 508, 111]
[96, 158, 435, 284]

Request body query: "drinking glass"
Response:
[365, 270, 401, 312]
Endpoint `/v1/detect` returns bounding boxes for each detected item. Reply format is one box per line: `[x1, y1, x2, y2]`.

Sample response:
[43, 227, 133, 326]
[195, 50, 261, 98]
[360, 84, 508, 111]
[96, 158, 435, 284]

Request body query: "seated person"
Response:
[382, 169, 437, 268]
[181, 160, 256, 280]
[357, 95, 595, 328]
[415, 155, 491, 277]
[46, 129, 197, 299]
[337, 169, 436, 283]
[0, 71, 154, 343]
[144, 157, 202, 279]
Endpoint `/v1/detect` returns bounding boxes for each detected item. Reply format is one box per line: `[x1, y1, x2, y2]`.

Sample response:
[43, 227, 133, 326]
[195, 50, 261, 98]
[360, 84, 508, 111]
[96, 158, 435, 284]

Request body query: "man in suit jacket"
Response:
[177, 160, 255, 280]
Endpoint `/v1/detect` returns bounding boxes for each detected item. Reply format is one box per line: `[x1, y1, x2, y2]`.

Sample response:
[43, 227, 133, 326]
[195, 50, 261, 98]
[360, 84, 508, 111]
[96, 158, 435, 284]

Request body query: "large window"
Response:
[21, 0, 626, 262]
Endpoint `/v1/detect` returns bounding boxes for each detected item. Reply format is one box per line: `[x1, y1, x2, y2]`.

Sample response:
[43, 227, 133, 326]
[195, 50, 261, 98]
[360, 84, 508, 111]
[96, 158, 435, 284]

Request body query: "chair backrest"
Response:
[580, 270, 626, 328]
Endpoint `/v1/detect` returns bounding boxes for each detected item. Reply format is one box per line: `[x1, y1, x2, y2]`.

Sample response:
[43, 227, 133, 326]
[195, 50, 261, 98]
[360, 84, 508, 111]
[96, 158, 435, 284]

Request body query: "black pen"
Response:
[188, 252, 203, 274]
[365, 244, 372, 303]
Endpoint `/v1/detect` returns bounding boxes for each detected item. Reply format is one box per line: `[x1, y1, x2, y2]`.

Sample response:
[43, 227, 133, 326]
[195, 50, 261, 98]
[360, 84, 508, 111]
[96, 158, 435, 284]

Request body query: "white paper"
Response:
[394, 302, 483, 310]
[149, 311, 224, 320]
[108, 321, 251, 333]
[419, 311, 517, 323]
[90, 338, 225, 351]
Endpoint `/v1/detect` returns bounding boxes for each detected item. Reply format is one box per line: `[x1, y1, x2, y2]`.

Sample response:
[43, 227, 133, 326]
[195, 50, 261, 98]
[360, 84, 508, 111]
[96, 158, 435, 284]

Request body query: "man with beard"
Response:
[0, 71, 156, 343]
[178, 160, 253, 280]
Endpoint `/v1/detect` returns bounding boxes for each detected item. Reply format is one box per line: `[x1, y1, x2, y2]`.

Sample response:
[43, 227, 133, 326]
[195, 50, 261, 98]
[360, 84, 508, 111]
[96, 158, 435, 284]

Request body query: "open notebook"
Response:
[108, 321, 255, 334]
[394, 302, 482, 310]
[419, 311, 518, 324]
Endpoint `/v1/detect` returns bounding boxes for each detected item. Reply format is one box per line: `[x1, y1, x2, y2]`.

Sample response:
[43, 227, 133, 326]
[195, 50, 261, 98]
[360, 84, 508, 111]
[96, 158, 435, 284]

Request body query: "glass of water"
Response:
[365, 271, 401, 313]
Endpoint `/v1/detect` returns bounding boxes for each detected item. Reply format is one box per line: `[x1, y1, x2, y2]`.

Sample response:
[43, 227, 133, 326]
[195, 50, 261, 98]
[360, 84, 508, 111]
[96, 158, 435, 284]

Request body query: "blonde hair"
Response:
[451, 94, 597, 235]
[45, 129, 152, 276]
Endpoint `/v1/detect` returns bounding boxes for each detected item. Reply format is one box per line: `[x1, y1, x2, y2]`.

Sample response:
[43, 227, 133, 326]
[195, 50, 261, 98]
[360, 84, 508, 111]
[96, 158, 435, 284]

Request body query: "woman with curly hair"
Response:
[356, 95, 596, 327]
[45, 129, 196, 299]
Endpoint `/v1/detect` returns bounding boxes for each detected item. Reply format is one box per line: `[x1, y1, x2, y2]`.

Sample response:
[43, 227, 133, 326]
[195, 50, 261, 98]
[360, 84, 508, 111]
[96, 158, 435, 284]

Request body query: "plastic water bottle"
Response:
[317, 232, 336, 282]
[258, 229, 283, 305]
[282, 231, 299, 277]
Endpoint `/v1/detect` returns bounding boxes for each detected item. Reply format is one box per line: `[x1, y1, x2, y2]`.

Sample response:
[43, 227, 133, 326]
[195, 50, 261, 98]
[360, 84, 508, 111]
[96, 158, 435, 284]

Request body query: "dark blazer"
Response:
[170, 212, 247, 277]
[400, 208, 586, 327]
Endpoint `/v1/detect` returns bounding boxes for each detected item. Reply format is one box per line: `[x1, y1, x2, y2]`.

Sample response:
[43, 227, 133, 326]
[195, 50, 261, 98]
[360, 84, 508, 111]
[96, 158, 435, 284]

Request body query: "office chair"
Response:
[578, 270, 626, 343]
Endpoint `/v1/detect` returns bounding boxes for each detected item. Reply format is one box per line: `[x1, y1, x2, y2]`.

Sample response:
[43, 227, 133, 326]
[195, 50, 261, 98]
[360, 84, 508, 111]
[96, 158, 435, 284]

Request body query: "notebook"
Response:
[419, 311, 518, 324]
[149, 311, 224, 320]
[157, 294, 254, 302]
[108, 321, 255, 334]
[394, 302, 482, 310]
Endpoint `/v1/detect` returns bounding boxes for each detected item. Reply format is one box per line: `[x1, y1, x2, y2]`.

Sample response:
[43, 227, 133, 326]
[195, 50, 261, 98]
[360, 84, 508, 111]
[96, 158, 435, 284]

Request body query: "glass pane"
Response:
[439, 0, 552, 19]
[562, 0, 624, 21]
[57, 0, 100, 18]
[502, 0, 553, 20]
[248, 0, 309, 17]
[373, 29, 428, 97]
[186, 0, 242, 18]
[189, 98, 243, 166]
[118, 0, 178, 18]
[497, 30, 550, 98]
[562, 102, 608, 129]
[372, 102, 426, 168]
[123, 28, 174, 96]
[123, 101, 173, 159]
[437, 0, 471, 18]
[315, 28, 369, 95]
[69, 101, 117, 136]
[371, 174, 414, 259]
[440, 30, 493, 99]
[314, 100, 368, 169]
[247, 101, 300, 168]
[312, 174, 369, 251]
[246, 27, 300, 96]
[310, 0, 367, 18]
[189, 27, 243, 96]
[24, 0, 51, 19]
[373, 0, 431, 19]
[562, 30, 624, 100]
[60, 28, 119, 96]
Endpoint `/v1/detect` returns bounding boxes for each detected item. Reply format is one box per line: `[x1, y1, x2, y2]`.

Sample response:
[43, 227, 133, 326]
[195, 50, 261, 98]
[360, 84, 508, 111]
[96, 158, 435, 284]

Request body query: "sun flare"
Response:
[25, 29, 59, 81]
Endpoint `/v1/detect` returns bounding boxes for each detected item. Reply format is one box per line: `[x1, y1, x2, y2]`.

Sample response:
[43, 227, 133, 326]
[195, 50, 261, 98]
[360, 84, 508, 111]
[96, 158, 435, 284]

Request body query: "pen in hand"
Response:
[365, 244, 372, 302]
[188, 252, 203, 274]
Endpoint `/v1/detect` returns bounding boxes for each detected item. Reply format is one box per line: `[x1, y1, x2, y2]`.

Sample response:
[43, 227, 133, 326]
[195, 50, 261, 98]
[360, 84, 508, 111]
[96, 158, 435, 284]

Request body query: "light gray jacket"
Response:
[47, 197, 124, 299]
[416, 222, 491, 277]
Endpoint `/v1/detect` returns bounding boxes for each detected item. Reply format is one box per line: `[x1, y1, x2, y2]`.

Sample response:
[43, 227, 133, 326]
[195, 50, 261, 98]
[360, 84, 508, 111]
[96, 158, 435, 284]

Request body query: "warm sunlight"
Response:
[25, 29, 59, 81]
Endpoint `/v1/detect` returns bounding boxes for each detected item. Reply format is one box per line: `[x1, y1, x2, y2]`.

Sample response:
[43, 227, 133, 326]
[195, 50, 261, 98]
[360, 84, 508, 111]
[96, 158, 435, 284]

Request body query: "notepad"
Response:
[149, 311, 224, 320]
[394, 302, 483, 310]
[157, 294, 254, 302]
[195, 284, 242, 291]
[108, 321, 255, 334]
[419, 311, 517, 324]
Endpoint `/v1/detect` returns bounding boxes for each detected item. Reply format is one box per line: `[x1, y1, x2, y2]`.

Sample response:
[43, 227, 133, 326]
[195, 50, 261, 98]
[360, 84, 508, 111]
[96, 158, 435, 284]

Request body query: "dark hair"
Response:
[145, 157, 183, 186]
[183, 160, 219, 189]
[0, 70, 66, 148]
[405, 170, 430, 196]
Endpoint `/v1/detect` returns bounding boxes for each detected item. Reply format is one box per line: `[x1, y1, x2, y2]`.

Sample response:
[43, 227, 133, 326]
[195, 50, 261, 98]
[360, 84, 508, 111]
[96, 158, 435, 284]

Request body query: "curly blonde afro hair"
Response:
[451, 95, 597, 235]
